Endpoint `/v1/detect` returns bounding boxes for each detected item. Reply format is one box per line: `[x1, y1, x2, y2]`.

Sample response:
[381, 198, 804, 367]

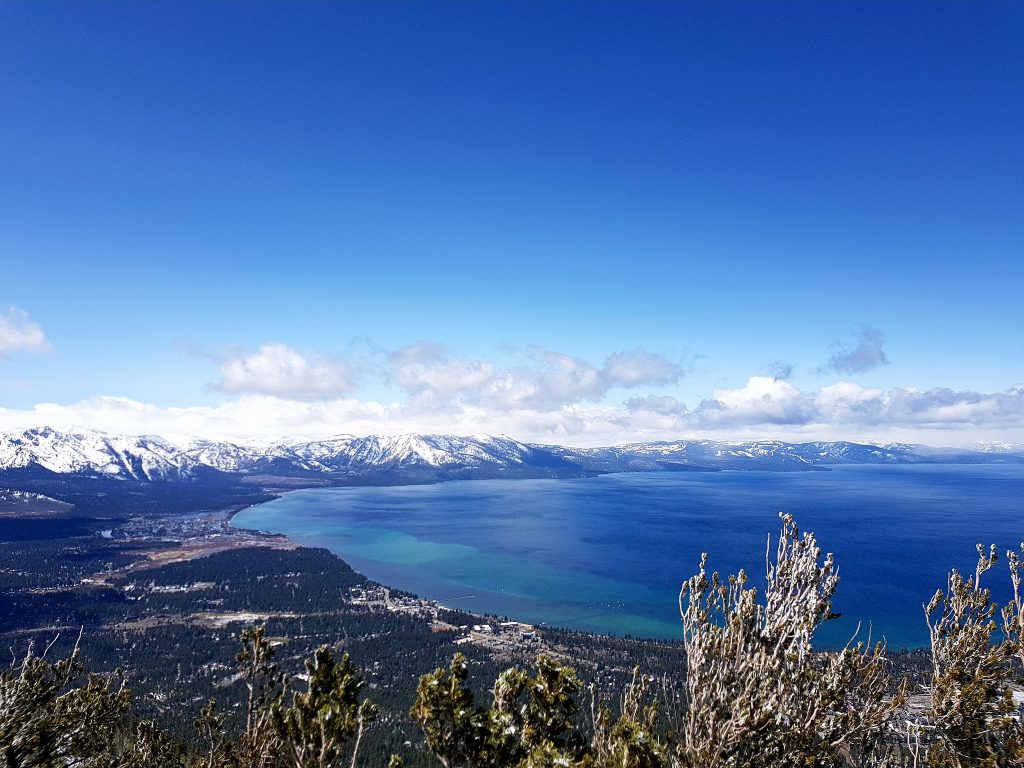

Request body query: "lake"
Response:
[232, 464, 1024, 648]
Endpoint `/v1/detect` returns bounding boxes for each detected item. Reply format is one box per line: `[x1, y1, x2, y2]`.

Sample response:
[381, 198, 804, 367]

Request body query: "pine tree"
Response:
[274, 646, 379, 768]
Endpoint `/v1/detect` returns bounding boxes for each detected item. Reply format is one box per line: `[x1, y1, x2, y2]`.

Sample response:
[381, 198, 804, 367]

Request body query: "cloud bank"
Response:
[3, 335, 1019, 446]
[3, 378, 1023, 447]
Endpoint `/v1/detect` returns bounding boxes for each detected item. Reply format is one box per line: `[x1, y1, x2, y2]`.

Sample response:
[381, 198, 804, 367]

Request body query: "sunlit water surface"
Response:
[232, 465, 1024, 648]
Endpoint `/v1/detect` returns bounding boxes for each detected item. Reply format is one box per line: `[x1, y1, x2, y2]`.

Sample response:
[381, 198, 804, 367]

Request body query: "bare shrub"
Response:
[918, 545, 1024, 767]
[674, 513, 902, 768]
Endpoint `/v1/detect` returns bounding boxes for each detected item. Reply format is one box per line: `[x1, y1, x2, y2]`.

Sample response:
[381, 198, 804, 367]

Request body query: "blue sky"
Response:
[1, 1, 1022, 445]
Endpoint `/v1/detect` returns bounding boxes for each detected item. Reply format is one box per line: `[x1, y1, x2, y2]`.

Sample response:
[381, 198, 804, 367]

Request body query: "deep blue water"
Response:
[232, 465, 1024, 649]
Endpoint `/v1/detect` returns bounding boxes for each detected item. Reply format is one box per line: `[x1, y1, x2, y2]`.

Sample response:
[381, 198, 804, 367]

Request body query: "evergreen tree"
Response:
[275, 646, 379, 768]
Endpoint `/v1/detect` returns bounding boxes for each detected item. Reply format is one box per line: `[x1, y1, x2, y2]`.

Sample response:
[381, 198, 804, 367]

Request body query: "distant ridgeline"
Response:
[2, 427, 1022, 487]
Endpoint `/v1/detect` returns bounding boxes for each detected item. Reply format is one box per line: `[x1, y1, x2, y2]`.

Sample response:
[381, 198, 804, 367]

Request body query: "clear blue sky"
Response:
[1, 1, 1022, 445]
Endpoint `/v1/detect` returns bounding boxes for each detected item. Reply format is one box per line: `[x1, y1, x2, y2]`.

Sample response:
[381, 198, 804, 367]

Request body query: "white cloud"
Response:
[214, 343, 355, 401]
[883, 384, 1024, 425]
[2, 335, 1022, 446]
[0, 395, 387, 445]
[814, 381, 887, 423]
[602, 348, 685, 387]
[389, 343, 495, 403]
[486, 350, 604, 411]
[694, 377, 814, 426]
[0, 308, 51, 357]
[386, 344, 687, 412]
[683, 378, 1024, 436]
[3, 379, 1024, 448]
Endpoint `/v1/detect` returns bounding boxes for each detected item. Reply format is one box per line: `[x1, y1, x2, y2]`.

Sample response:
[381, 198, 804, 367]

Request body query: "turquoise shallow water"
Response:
[232, 464, 1024, 649]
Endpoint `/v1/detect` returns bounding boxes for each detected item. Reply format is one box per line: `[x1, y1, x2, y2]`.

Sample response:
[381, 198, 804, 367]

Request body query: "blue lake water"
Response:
[232, 465, 1024, 649]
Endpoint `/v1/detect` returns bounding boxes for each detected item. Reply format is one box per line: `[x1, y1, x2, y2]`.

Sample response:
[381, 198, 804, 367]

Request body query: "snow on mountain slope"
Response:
[0, 428, 556, 480]
[549, 438, 962, 470]
[0, 427, 203, 480]
[969, 441, 1024, 453]
[290, 433, 537, 472]
[579, 439, 817, 466]
[2, 428, 1022, 483]
[180, 439, 269, 472]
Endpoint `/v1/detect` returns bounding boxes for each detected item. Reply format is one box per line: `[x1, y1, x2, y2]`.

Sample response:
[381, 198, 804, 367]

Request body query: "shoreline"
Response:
[13, 465, 996, 651]
[218, 472, 979, 651]
[217, 498, 606, 658]
[227, 493, 694, 645]
[223, 494, 672, 650]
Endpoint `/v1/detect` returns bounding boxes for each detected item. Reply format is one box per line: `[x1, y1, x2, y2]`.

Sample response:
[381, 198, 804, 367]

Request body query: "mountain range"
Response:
[1, 427, 1022, 485]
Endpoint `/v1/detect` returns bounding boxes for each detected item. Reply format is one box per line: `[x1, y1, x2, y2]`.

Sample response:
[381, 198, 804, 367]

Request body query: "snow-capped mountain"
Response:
[549, 439, 1015, 472]
[966, 441, 1024, 454]
[180, 438, 273, 472]
[301, 434, 541, 472]
[1, 427, 1022, 484]
[180, 433, 574, 477]
[612, 439, 920, 464]
[0, 428, 579, 481]
[0, 427, 205, 481]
